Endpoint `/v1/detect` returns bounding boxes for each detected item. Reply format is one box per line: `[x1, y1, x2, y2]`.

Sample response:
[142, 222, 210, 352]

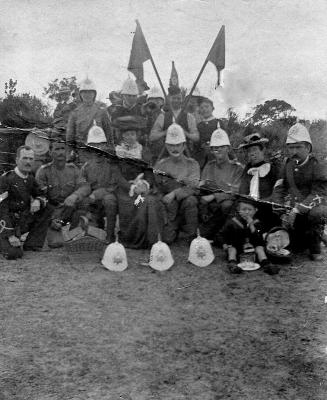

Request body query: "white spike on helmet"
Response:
[188, 231, 215, 267]
[286, 123, 312, 145]
[87, 120, 107, 144]
[79, 77, 97, 92]
[147, 86, 164, 100]
[101, 237, 128, 272]
[149, 237, 174, 271]
[210, 128, 230, 147]
[121, 77, 139, 96]
[165, 123, 186, 144]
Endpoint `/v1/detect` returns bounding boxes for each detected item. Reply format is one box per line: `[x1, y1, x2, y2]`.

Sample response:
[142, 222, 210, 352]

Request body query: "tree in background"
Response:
[4, 79, 17, 97]
[43, 76, 78, 103]
[0, 80, 52, 128]
[251, 99, 296, 126]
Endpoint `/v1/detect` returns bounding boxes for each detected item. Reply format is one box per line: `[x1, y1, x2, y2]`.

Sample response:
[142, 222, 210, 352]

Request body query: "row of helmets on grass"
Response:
[101, 230, 215, 272]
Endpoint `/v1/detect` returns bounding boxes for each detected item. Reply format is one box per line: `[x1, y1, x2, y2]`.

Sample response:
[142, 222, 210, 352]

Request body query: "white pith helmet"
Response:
[102, 237, 128, 272]
[165, 123, 186, 144]
[87, 120, 107, 144]
[188, 230, 215, 267]
[121, 77, 139, 96]
[149, 235, 174, 271]
[286, 123, 312, 145]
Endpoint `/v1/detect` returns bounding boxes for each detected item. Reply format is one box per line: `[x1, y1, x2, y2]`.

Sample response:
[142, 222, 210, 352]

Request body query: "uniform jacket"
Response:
[201, 159, 244, 202]
[0, 169, 46, 235]
[154, 155, 200, 200]
[35, 162, 85, 205]
[66, 102, 114, 148]
[272, 155, 327, 213]
[75, 158, 121, 201]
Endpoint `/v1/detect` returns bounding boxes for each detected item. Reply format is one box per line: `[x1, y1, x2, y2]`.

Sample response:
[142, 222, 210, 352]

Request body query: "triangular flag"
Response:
[169, 61, 179, 88]
[127, 20, 151, 91]
[207, 25, 225, 87]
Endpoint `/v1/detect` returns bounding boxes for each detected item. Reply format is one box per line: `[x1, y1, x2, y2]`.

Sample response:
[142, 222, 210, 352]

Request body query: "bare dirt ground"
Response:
[1, 243, 327, 400]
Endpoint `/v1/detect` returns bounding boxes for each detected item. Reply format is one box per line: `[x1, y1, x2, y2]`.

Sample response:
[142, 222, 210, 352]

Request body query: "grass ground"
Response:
[1, 243, 327, 400]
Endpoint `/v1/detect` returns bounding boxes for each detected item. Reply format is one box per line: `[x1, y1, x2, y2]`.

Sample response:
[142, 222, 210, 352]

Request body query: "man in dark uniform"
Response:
[35, 137, 88, 247]
[110, 78, 147, 148]
[0, 146, 51, 259]
[272, 123, 327, 261]
[110, 78, 144, 122]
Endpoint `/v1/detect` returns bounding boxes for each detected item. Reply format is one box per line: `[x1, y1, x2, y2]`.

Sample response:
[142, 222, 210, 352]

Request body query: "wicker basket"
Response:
[64, 235, 106, 253]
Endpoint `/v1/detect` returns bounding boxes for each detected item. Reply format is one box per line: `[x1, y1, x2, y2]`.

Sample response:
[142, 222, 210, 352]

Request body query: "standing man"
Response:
[150, 86, 199, 161]
[155, 123, 200, 244]
[185, 86, 203, 124]
[0, 146, 51, 259]
[53, 86, 77, 134]
[66, 77, 114, 165]
[194, 97, 221, 170]
[110, 77, 143, 122]
[35, 136, 88, 247]
[199, 128, 244, 242]
[272, 123, 327, 261]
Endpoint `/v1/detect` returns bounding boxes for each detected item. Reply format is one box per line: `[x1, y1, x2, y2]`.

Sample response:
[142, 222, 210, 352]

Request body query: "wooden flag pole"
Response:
[135, 20, 167, 102]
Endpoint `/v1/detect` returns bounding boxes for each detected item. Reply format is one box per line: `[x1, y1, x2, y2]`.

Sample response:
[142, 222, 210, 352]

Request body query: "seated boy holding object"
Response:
[222, 197, 280, 275]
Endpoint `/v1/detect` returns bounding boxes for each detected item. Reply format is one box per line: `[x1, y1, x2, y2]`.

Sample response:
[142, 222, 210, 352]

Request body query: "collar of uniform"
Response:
[14, 167, 28, 179]
[297, 155, 310, 168]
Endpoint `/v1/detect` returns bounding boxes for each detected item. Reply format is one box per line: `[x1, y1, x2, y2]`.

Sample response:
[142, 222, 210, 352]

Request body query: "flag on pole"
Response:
[127, 20, 151, 91]
[169, 61, 179, 88]
[206, 25, 225, 87]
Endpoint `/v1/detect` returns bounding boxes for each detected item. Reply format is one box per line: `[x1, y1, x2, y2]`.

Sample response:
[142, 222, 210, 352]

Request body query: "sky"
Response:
[0, 0, 327, 119]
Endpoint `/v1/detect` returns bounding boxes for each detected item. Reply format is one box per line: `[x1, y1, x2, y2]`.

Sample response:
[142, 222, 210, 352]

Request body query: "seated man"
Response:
[150, 86, 199, 161]
[199, 128, 243, 242]
[155, 123, 200, 244]
[272, 122, 327, 261]
[0, 145, 51, 259]
[35, 137, 88, 247]
[75, 143, 120, 242]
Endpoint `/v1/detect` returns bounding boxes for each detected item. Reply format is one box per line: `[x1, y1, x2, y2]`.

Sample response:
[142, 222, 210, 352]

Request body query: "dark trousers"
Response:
[292, 205, 327, 254]
[199, 199, 234, 239]
[162, 196, 198, 244]
[0, 206, 52, 259]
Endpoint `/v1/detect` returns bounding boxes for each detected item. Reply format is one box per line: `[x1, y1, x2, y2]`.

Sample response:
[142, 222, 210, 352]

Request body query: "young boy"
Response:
[222, 197, 280, 275]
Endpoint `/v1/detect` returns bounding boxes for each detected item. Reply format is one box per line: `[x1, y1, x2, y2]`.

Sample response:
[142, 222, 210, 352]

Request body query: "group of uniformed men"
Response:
[0, 76, 326, 273]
